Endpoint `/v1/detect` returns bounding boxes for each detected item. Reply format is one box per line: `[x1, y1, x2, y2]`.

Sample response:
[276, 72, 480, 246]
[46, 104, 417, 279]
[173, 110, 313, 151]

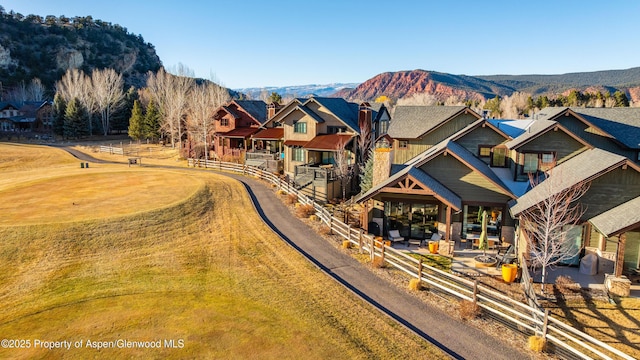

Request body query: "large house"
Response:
[358, 105, 640, 292]
[254, 96, 389, 202]
[0, 101, 53, 133]
[211, 100, 269, 160]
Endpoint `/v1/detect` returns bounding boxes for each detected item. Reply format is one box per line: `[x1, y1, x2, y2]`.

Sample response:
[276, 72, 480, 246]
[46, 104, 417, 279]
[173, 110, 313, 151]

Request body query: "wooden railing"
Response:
[187, 158, 635, 360]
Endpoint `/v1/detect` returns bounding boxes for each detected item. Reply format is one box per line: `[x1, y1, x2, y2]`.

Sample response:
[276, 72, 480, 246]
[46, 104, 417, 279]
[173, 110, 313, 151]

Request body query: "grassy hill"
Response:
[0, 143, 442, 359]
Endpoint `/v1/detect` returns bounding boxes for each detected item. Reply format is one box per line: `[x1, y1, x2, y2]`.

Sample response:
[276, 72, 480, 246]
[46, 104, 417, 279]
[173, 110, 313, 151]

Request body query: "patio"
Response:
[390, 239, 640, 297]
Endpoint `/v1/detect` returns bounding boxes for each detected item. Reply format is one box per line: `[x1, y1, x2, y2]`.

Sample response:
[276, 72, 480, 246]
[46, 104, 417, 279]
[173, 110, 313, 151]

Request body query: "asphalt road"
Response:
[57, 146, 528, 360]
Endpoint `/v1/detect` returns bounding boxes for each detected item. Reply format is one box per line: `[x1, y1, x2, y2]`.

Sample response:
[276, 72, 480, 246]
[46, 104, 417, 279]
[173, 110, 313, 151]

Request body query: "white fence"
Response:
[187, 158, 634, 360]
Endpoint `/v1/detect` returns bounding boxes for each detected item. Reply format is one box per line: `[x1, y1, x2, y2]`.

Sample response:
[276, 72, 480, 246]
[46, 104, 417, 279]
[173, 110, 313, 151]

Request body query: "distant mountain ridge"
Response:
[340, 68, 640, 103]
[235, 83, 359, 100]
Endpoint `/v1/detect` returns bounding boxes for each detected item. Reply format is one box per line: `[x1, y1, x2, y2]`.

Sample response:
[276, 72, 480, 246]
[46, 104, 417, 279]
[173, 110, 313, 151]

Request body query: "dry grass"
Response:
[295, 204, 316, 218]
[0, 144, 445, 359]
[528, 336, 547, 352]
[286, 193, 298, 204]
[408, 278, 422, 291]
[458, 300, 481, 321]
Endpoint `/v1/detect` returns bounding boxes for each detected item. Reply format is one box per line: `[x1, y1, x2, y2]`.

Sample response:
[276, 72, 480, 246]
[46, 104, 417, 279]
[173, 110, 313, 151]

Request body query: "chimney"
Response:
[372, 146, 394, 187]
[267, 102, 281, 120]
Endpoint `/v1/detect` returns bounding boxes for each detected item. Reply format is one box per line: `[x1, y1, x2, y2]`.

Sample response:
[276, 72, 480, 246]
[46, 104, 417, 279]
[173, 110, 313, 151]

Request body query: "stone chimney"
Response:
[372, 147, 393, 187]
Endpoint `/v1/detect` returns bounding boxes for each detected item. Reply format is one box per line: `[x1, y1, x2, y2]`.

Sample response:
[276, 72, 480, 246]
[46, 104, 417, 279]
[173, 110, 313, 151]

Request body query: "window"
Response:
[478, 145, 492, 158]
[380, 120, 389, 135]
[491, 147, 507, 167]
[220, 118, 229, 127]
[292, 148, 305, 162]
[398, 140, 408, 149]
[294, 121, 307, 133]
[522, 152, 555, 173]
[327, 126, 347, 134]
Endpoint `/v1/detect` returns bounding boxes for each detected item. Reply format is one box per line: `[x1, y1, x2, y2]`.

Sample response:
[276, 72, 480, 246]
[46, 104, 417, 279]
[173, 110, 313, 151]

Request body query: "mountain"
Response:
[339, 68, 640, 103]
[0, 11, 162, 92]
[235, 83, 359, 100]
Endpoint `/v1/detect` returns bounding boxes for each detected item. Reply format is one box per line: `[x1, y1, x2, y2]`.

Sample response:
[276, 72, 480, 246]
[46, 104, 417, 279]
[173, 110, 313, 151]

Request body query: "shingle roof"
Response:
[357, 165, 462, 210]
[308, 97, 360, 134]
[510, 148, 628, 216]
[387, 106, 468, 139]
[570, 107, 640, 149]
[533, 107, 568, 121]
[303, 133, 354, 151]
[235, 100, 268, 124]
[251, 127, 284, 140]
[504, 119, 558, 149]
[589, 197, 640, 237]
[296, 105, 325, 123]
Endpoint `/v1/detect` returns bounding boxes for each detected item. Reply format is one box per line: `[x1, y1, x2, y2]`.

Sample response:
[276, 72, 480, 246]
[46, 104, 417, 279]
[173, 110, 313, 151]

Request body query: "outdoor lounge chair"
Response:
[388, 230, 404, 243]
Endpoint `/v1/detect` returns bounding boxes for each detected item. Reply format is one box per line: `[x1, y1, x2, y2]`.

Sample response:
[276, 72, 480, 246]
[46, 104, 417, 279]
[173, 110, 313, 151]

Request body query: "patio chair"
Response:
[387, 229, 405, 243]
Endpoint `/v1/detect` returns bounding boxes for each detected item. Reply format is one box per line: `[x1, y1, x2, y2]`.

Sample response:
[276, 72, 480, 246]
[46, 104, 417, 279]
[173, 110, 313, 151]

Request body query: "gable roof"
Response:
[387, 106, 476, 139]
[451, 117, 512, 142]
[303, 133, 354, 151]
[569, 107, 640, 150]
[504, 118, 591, 150]
[305, 97, 360, 134]
[589, 197, 640, 237]
[510, 148, 631, 216]
[357, 165, 462, 211]
[252, 127, 284, 140]
[235, 100, 268, 125]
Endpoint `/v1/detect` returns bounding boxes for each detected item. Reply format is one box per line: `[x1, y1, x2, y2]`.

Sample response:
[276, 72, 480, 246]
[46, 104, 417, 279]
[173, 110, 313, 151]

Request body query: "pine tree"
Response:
[127, 99, 143, 141]
[359, 149, 375, 194]
[143, 100, 160, 141]
[52, 93, 66, 136]
[64, 97, 89, 139]
[613, 90, 629, 107]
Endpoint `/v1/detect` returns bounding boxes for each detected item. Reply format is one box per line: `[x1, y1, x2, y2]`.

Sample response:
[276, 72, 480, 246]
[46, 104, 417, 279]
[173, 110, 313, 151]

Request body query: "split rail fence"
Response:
[188, 158, 633, 360]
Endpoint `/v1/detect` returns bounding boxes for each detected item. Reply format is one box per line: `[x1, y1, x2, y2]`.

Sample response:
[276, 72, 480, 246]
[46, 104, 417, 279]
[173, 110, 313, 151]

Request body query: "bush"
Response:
[342, 240, 351, 249]
[309, 214, 318, 222]
[319, 225, 332, 235]
[528, 336, 546, 352]
[408, 278, 422, 291]
[296, 204, 315, 218]
[459, 300, 480, 321]
[286, 194, 298, 204]
[276, 189, 286, 196]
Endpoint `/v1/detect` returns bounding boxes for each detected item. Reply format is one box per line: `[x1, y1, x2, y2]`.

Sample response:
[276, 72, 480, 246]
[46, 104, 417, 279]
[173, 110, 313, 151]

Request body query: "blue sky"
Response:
[2, 0, 639, 89]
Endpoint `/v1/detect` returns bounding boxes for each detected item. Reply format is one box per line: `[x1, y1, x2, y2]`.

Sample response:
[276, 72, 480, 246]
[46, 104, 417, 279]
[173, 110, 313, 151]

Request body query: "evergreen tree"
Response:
[613, 90, 629, 107]
[268, 92, 282, 104]
[52, 92, 66, 136]
[64, 97, 89, 139]
[143, 99, 160, 141]
[483, 96, 501, 118]
[112, 86, 138, 133]
[127, 99, 143, 141]
[359, 149, 375, 194]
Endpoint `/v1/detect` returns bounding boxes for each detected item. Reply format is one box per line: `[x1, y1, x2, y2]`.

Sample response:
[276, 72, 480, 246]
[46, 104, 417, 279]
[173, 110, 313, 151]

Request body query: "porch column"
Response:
[362, 200, 371, 232]
[445, 205, 451, 242]
[615, 233, 626, 277]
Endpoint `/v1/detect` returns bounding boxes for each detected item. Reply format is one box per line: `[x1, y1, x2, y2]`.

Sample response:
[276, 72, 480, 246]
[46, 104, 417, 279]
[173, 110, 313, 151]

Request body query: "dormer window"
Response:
[220, 118, 229, 127]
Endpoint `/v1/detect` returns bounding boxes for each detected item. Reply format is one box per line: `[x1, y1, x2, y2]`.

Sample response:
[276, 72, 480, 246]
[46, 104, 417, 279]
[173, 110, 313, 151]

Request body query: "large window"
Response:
[462, 205, 503, 238]
[522, 152, 555, 173]
[327, 126, 347, 134]
[384, 202, 439, 240]
[292, 147, 305, 162]
[491, 147, 507, 167]
[294, 121, 307, 134]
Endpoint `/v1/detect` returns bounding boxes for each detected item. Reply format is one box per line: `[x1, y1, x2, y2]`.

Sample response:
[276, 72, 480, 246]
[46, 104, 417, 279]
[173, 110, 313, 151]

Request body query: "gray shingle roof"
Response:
[504, 119, 557, 149]
[357, 165, 462, 210]
[235, 100, 268, 124]
[387, 106, 468, 139]
[589, 197, 640, 237]
[309, 97, 360, 134]
[510, 148, 628, 216]
[570, 107, 640, 149]
[533, 106, 568, 121]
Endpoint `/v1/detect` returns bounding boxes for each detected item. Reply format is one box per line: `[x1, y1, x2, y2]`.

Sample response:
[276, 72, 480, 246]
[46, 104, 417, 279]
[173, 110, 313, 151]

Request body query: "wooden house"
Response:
[211, 100, 268, 159]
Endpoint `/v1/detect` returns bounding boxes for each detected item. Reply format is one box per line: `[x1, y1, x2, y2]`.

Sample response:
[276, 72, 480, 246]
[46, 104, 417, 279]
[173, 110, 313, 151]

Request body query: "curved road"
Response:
[58, 146, 528, 360]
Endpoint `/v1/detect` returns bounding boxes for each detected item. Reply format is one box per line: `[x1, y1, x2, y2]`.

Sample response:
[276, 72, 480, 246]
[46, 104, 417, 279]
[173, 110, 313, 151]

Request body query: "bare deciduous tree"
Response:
[186, 79, 230, 160]
[57, 69, 97, 134]
[396, 92, 439, 106]
[147, 66, 194, 148]
[334, 135, 354, 202]
[26, 78, 45, 101]
[92, 68, 124, 135]
[519, 169, 591, 293]
[500, 91, 531, 119]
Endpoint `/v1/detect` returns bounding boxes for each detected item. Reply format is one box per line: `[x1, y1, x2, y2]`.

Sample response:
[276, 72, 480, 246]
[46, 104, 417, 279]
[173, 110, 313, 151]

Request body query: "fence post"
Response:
[347, 223, 351, 243]
[381, 242, 385, 263]
[358, 229, 363, 254]
[243, 164, 246, 176]
[473, 280, 478, 304]
[418, 260, 423, 280]
[370, 235, 375, 262]
[329, 216, 333, 235]
[541, 309, 549, 338]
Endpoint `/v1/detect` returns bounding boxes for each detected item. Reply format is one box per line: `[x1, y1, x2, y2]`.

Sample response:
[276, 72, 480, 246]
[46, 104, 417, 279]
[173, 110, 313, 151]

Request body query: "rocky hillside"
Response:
[341, 68, 640, 103]
[0, 11, 162, 92]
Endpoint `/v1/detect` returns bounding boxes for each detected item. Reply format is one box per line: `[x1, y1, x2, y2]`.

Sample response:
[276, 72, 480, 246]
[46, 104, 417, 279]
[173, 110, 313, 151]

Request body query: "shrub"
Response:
[309, 214, 318, 222]
[528, 336, 546, 352]
[408, 278, 422, 291]
[319, 225, 332, 235]
[459, 300, 480, 321]
[296, 204, 315, 218]
[286, 194, 298, 204]
[342, 240, 351, 249]
[555, 275, 580, 293]
[276, 189, 286, 196]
